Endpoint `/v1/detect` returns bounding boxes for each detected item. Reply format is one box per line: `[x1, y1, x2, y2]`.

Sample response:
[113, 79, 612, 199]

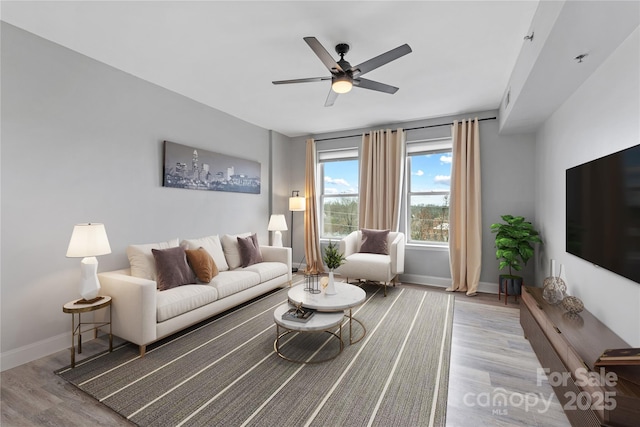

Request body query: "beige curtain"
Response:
[304, 138, 325, 274]
[448, 118, 482, 296]
[359, 128, 406, 231]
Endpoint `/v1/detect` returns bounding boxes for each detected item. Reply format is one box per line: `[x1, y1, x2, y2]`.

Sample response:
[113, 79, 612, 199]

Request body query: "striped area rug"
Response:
[57, 280, 454, 426]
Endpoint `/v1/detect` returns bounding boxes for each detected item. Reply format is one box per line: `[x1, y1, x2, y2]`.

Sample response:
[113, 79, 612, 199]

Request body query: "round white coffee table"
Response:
[273, 303, 344, 363]
[288, 281, 366, 344]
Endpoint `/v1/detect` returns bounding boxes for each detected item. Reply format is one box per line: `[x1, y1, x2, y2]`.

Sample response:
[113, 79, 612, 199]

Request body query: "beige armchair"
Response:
[336, 230, 405, 296]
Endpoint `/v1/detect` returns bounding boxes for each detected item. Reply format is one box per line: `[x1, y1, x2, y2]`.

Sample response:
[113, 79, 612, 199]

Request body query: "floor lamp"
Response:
[289, 190, 305, 273]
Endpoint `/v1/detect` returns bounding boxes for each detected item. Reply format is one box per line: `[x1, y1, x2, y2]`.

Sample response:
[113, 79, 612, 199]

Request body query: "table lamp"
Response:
[267, 214, 288, 247]
[66, 223, 111, 303]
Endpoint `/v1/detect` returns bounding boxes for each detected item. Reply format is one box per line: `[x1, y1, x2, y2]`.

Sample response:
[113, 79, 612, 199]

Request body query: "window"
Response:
[406, 138, 452, 244]
[318, 149, 359, 238]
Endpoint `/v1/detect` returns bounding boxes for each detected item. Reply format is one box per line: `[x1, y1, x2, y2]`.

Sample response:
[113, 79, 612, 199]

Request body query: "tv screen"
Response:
[566, 144, 640, 284]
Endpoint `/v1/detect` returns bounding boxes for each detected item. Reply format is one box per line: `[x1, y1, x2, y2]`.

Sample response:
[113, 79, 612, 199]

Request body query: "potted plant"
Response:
[323, 240, 346, 295]
[490, 215, 542, 297]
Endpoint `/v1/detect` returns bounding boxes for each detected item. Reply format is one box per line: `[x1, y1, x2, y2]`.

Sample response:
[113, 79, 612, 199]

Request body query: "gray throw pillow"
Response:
[359, 229, 390, 255]
[237, 233, 263, 268]
[152, 246, 196, 291]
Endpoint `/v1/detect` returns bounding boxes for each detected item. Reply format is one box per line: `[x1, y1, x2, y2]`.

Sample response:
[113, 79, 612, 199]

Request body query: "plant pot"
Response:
[499, 274, 523, 296]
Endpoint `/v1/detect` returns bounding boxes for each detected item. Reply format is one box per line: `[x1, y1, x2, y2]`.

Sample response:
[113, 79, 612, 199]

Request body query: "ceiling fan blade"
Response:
[325, 88, 339, 107]
[304, 36, 343, 73]
[272, 77, 331, 85]
[354, 78, 399, 94]
[351, 44, 412, 77]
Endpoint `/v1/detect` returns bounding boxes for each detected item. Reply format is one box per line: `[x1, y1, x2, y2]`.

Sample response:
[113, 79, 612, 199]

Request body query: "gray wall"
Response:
[534, 27, 640, 346]
[0, 23, 280, 369]
[290, 112, 538, 292]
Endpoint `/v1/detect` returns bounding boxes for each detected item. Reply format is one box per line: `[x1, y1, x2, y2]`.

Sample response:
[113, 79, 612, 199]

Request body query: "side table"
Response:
[273, 303, 344, 363]
[62, 296, 113, 368]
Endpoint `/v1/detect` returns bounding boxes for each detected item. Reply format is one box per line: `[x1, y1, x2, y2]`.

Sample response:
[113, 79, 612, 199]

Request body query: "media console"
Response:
[520, 286, 640, 426]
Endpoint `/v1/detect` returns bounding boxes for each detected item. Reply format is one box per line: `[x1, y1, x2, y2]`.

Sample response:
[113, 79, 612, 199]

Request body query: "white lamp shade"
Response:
[289, 196, 306, 212]
[267, 214, 288, 231]
[66, 223, 111, 258]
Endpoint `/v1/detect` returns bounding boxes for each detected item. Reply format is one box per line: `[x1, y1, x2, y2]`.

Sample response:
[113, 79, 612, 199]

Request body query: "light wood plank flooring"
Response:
[1, 283, 570, 426]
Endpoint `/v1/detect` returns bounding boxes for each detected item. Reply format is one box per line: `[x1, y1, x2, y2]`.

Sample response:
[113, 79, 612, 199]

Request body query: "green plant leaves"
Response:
[491, 214, 542, 274]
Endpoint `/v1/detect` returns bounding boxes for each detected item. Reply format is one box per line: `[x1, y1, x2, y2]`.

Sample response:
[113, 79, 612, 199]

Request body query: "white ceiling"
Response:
[1, 1, 539, 137]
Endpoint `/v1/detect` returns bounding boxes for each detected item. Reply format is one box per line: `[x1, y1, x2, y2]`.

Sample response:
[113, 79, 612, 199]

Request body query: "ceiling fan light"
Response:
[332, 77, 352, 94]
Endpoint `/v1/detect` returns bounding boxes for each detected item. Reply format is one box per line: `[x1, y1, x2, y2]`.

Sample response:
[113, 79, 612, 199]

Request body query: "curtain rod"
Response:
[314, 116, 497, 142]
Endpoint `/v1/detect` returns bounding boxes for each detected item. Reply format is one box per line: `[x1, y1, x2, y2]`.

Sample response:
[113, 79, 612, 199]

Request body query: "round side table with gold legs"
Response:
[273, 303, 344, 363]
[62, 296, 113, 368]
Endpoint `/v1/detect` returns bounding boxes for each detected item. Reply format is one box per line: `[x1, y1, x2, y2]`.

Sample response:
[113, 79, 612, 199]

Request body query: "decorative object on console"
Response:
[562, 295, 584, 315]
[542, 260, 567, 305]
[66, 223, 112, 303]
[267, 214, 287, 247]
[491, 215, 542, 299]
[595, 348, 640, 367]
[304, 272, 320, 294]
[289, 190, 305, 273]
[323, 240, 346, 295]
[543, 277, 566, 305]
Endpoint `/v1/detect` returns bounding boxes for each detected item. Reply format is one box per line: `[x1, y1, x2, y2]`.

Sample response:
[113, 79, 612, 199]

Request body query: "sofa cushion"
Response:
[237, 234, 263, 267]
[221, 232, 252, 269]
[152, 246, 196, 291]
[156, 284, 219, 322]
[242, 261, 288, 283]
[185, 247, 218, 282]
[210, 270, 260, 299]
[182, 235, 229, 271]
[127, 238, 180, 280]
[340, 252, 392, 282]
[360, 229, 390, 255]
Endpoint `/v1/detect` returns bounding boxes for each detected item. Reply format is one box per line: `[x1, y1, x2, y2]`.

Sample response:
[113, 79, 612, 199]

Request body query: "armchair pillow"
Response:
[237, 234, 263, 267]
[359, 229, 390, 255]
[152, 246, 196, 291]
[185, 247, 218, 282]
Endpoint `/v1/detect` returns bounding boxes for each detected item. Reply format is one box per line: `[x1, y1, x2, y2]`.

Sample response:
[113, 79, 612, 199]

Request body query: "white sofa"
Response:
[98, 234, 291, 356]
[336, 230, 405, 296]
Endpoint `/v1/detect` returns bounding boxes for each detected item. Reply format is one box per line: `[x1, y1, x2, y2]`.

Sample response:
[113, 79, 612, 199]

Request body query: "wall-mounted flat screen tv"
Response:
[566, 144, 640, 284]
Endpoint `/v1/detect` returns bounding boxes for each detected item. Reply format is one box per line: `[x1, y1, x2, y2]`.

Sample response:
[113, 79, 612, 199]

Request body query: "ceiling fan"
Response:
[272, 37, 412, 107]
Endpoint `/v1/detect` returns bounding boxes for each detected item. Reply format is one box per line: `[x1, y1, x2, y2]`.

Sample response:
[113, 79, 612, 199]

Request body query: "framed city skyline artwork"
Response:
[163, 140, 261, 194]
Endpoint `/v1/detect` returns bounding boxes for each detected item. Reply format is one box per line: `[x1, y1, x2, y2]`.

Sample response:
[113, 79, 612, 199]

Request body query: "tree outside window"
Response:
[318, 150, 359, 238]
[407, 140, 452, 244]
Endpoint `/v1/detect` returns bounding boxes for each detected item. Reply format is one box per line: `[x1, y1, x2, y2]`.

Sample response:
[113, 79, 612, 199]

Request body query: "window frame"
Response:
[405, 137, 453, 246]
[317, 148, 359, 239]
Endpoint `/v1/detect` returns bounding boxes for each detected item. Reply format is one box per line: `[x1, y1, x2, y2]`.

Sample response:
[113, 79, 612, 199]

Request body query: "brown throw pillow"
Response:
[185, 247, 218, 282]
[359, 229, 390, 255]
[237, 233, 263, 268]
[152, 246, 196, 291]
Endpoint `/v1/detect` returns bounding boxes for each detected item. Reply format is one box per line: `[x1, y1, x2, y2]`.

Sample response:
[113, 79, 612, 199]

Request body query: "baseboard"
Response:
[399, 273, 500, 295]
[0, 331, 69, 372]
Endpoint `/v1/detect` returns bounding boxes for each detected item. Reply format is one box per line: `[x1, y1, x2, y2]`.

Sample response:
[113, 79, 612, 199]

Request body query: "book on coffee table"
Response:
[282, 306, 315, 323]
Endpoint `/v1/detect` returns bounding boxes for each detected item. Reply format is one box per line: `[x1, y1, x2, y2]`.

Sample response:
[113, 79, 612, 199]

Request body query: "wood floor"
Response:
[1, 282, 570, 427]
